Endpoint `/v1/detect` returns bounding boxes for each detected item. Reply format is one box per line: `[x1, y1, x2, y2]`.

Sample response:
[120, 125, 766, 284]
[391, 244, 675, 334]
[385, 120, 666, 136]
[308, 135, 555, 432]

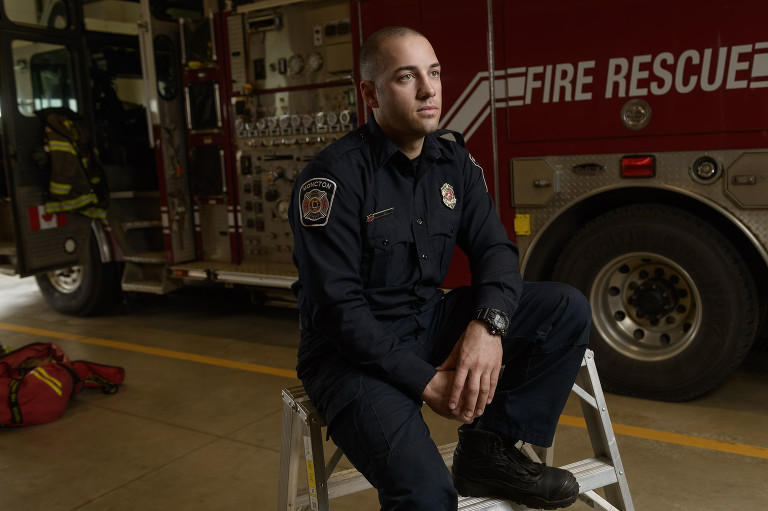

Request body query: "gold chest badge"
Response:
[441, 183, 456, 209]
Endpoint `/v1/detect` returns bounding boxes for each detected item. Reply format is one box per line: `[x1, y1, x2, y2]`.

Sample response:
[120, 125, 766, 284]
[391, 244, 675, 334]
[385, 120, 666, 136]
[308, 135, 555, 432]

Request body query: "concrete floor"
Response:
[0, 273, 766, 510]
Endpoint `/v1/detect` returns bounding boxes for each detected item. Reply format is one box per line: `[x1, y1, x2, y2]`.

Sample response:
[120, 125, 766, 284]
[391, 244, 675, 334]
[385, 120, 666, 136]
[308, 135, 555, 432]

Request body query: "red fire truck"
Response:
[1, 0, 766, 400]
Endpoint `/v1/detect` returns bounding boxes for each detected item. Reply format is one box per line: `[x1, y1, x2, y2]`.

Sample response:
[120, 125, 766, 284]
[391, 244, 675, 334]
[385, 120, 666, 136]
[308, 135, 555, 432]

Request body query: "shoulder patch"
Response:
[299, 178, 337, 227]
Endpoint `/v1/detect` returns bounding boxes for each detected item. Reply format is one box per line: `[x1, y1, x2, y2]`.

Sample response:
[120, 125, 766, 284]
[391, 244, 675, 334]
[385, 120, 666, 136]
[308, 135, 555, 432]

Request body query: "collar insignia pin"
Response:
[441, 183, 456, 210]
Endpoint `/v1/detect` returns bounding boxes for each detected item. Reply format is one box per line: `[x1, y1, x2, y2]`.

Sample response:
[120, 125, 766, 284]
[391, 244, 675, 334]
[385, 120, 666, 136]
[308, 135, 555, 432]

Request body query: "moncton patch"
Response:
[299, 177, 337, 227]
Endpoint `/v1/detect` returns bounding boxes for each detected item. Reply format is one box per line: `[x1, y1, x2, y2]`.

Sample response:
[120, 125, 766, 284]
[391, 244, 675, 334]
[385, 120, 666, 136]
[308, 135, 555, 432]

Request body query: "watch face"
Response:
[494, 314, 507, 330]
[487, 309, 509, 334]
[474, 308, 508, 335]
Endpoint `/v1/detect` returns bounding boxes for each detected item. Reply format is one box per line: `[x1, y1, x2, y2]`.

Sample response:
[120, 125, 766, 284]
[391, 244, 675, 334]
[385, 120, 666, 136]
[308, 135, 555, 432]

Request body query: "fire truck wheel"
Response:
[35, 235, 122, 316]
[552, 203, 758, 401]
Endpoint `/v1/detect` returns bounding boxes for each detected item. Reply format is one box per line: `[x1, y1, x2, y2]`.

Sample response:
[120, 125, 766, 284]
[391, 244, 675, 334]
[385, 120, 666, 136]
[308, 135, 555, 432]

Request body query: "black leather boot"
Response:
[452, 426, 579, 509]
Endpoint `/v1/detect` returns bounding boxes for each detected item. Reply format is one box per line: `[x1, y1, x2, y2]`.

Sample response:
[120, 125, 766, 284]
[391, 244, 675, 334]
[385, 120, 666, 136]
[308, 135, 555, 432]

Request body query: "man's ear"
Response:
[360, 80, 378, 108]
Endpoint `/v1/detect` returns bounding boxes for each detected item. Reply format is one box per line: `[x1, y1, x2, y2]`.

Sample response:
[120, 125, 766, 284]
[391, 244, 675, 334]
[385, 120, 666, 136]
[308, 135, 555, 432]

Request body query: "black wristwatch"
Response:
[472, 308, 510, 337]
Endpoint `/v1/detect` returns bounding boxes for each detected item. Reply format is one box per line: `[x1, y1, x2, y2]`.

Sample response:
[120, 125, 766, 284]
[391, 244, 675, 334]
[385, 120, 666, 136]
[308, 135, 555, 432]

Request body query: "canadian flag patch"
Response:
[28, 206, 67, 231]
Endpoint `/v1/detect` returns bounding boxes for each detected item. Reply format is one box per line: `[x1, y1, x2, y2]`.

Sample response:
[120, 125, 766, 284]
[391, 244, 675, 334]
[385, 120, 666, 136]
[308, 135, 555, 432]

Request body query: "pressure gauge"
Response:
[288, 54, 305, 75]
[307, 52, 323, 71]
[284, 167, 299, 181]
[278, 115, 291, 130]
[291, 114, 302, 129]
[276, 199, 290, 220]
[326, 111, 338, 126]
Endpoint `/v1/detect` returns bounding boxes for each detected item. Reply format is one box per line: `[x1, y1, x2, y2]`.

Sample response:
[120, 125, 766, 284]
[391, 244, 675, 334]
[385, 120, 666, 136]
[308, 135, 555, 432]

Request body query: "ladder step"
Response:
[561, 457, 619, 493]
[295, 444, 618, 510]
[110, 190, 160, 199]
[327, 467, 375, 499]
[320, 442, 456, 499]
[121, 280, 168, 294]
[123, 251, 166, 264]
[298, 471, 524, 510]
[457, 495, 524, 510]
[123, 220, 163, 230]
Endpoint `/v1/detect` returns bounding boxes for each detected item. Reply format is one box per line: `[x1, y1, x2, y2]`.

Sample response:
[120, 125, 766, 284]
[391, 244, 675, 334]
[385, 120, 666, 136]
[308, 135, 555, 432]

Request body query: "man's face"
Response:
[362, 35, 442, 151]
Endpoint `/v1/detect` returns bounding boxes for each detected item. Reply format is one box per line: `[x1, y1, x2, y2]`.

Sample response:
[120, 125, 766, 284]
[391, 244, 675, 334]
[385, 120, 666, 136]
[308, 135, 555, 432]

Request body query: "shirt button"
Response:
[383, 239, 389, 246]
[416, 218, 423, 225]
[422, 254, 428, 260]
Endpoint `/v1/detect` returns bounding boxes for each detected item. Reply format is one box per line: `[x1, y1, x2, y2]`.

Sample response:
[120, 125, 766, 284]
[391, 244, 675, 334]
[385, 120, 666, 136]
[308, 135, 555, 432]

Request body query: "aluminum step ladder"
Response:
[277, 349, 634, 510]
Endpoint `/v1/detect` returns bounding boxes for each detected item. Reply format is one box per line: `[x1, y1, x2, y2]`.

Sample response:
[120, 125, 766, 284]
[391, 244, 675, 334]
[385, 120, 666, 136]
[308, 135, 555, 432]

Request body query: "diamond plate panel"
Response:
[515, 149, 768, 266]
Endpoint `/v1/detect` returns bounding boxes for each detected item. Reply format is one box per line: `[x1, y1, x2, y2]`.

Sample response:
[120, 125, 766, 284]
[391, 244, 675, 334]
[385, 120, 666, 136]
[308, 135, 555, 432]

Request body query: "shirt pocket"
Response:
[362, 213, 412, 288]
[429, 207, 458, 282]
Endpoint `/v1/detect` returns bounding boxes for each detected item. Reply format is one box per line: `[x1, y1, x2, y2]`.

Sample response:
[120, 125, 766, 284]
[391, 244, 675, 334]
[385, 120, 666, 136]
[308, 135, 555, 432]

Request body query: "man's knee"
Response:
[538, 282, 591, 347]
[558, 283, 591, 335]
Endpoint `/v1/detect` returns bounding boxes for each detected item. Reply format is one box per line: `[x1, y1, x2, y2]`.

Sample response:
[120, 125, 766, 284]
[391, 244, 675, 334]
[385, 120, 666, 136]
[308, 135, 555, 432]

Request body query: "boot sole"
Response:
[453, 471, 579, 510]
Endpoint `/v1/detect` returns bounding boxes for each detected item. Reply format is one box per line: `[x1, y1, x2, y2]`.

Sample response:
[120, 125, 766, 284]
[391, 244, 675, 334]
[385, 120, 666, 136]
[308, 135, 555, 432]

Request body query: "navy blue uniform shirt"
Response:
[289, 115, 523, 406]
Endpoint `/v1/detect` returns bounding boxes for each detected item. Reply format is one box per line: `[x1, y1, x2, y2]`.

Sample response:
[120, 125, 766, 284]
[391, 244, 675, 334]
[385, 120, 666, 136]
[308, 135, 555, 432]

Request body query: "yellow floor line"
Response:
[0, 322, 83, 341]
[558, 415, 768, 460]
[2, 321, 767, 460]
[0, 321, 297, 379]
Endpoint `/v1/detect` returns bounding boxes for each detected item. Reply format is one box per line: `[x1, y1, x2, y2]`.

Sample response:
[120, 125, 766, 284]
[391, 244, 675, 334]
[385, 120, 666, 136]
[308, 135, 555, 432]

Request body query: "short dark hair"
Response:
[358, 26, 426, 82]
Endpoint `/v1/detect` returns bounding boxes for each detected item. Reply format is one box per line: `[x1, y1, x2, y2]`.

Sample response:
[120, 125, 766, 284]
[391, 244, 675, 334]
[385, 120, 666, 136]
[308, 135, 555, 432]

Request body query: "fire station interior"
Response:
[2, 1, 768, 510]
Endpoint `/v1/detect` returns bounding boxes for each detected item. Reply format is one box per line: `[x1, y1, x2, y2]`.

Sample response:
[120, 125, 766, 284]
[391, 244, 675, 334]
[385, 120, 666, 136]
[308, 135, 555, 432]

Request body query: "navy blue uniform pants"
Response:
[318, 282, 590, 510]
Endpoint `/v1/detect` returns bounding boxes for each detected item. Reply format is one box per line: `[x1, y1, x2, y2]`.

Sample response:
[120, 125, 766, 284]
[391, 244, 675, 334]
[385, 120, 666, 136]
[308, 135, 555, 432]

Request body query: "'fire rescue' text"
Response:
[504, 41, 768, 106]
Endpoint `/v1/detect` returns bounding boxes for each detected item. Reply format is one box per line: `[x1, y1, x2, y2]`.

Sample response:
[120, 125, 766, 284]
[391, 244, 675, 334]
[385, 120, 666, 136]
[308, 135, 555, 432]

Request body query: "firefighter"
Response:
[289, 26, 589, 510]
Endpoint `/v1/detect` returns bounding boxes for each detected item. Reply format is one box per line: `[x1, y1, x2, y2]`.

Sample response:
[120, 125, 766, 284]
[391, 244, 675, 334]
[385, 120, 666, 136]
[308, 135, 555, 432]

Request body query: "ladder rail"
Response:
[580, 490, 622, 511]
[576, 352, 634, 511]
[277, 389, 305, 511]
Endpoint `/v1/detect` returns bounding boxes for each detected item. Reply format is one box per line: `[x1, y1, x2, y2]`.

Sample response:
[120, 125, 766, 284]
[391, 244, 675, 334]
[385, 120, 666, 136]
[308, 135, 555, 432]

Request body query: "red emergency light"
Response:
[620, 155, 655, 178]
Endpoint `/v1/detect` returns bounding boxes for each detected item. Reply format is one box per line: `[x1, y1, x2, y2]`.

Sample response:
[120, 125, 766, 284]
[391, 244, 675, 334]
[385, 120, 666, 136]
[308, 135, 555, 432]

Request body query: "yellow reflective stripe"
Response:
[31, 368, 63, 396]
[36, 367, 63, 389]
[49, 181, 73, 195]
[45, 193, 98, 213]
[48, 140, 77, 156]
[81, 207, 107, 219]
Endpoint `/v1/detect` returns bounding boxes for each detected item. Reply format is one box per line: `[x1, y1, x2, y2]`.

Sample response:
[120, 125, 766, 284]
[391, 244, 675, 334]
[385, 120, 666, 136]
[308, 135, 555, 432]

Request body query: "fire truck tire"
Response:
[552, 203, 758, 401]
[35, 235, 123, 316]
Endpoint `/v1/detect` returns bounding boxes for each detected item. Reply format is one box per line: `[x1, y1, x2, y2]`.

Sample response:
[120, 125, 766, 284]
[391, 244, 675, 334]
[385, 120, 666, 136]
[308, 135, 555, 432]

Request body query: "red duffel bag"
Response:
[1, 342, 125, 427]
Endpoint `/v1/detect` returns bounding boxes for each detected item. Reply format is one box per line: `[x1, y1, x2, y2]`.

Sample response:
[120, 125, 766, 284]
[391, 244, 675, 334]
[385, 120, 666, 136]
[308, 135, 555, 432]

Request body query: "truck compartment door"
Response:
[0, 12, 94, 276]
